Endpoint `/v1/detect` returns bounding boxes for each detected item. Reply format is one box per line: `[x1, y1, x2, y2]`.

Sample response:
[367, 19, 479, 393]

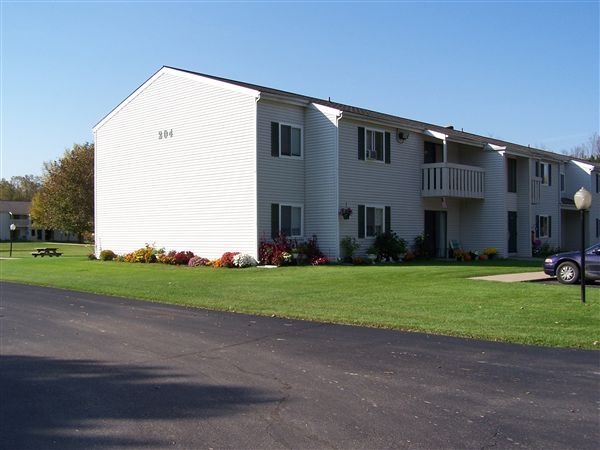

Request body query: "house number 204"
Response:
[158, 129, 173, 140]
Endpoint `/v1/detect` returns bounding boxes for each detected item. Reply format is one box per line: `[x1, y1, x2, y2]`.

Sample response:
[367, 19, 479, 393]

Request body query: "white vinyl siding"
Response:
[532, 159, 561, 250]
[338, 120, 422, 255]
[256, 100, 305, 242]
[304, 103, 340, 259]
[456, 149, 506, 256]
[94, 69, 258, 259]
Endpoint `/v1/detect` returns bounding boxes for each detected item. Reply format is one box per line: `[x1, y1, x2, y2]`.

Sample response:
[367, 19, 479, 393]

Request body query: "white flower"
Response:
[233, 253, 258, 268]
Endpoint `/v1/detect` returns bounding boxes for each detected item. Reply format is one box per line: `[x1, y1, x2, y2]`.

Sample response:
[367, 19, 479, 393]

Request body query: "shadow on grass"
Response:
[0, 355, 276, 449]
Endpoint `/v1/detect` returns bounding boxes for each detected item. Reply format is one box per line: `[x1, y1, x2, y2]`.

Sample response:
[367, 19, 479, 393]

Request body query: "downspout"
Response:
[443, 139, 448, 164]
[335, 111, 343, 261]
[254, 93, 261, 260]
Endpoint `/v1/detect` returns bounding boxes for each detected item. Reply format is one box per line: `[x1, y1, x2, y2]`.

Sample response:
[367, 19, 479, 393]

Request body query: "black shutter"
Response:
[358, 127, 365, 160]
[535, 161, 540, 177]
[384, 132, 391, 164]
[271, 122, 279, 157]
[385, 206, 391, 232]
[271, 203, 279, 239]
[535, 215, 540, 238]
[548, 164, 552, 186]
[548, 216, 552, 237]
[358, 205, 365, 238]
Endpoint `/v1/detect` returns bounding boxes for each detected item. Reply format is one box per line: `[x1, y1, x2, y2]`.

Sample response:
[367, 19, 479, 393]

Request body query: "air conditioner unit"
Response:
[396, 129, 410, 142]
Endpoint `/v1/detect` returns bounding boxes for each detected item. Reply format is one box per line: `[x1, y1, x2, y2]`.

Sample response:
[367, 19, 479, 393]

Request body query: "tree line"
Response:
[3, 143, 94, 243]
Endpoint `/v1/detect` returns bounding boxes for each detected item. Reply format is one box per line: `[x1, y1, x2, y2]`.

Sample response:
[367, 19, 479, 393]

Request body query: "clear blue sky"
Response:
[1, 1, 598, 180]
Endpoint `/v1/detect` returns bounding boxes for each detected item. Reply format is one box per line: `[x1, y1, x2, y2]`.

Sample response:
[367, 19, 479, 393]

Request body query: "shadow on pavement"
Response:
[0, 355, 276, 449]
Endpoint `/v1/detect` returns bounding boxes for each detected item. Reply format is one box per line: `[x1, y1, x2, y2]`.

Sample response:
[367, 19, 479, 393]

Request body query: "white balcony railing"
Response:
[421, 163, 485, 199]
[531, 177, 541, 204]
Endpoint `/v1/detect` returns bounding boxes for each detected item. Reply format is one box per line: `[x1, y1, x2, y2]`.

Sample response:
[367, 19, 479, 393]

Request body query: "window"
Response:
[366, 129, 384, 161]
[281, 205, 302, 236]
[271, 122, 302, 158]
[560, 173, 565, 192]
[366, 207, 384, 237]
[536, 215, 552, 239]
[507, 158, 517, 193]
[271, 203, 302, 238]
[357, 127, 391, 163]
[536, 161, 552, 186]
[357, 204, 391, 238]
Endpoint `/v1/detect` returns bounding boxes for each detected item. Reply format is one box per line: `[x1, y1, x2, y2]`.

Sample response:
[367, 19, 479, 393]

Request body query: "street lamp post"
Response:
[9, 223, 16, 257]
[573, 187, 592, 303]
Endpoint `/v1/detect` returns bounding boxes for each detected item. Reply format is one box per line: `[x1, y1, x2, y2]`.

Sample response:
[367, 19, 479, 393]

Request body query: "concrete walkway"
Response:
[470, 271, 552, 283]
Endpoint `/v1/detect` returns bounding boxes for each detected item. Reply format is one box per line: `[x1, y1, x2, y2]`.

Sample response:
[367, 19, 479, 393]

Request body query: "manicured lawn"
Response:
[1, 242, 598, 349]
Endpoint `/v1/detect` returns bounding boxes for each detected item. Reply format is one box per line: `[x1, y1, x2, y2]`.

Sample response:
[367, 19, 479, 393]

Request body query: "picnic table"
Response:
[31, 247, 62, 257]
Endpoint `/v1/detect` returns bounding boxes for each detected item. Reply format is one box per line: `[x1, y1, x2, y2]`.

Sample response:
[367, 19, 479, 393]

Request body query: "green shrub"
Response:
[370, 231, 407, 262]
[99, 249, 117, 261]
[340, 236, 360, 262]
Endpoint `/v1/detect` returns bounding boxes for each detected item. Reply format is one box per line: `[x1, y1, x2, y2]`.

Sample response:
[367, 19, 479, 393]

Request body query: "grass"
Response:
[1, 242, 598, 349]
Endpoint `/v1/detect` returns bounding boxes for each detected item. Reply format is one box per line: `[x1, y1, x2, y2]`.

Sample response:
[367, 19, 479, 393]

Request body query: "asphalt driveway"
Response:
[1, 282, 598, 449]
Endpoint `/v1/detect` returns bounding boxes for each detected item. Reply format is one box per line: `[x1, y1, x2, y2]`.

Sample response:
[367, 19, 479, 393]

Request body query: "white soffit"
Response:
[572, 160, 594, 174]
[424, 129, 448, 141]
[485, 143, 507, 152]
[310, 102, 343, 117]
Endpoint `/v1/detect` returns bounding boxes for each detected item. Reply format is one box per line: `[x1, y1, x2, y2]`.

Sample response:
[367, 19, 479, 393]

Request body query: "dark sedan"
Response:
[543, 242, 600, 284]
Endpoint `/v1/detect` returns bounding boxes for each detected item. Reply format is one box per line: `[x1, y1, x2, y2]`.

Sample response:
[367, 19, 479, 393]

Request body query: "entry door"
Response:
[508, 211, 518, 253]
[425, 211, 448, 258]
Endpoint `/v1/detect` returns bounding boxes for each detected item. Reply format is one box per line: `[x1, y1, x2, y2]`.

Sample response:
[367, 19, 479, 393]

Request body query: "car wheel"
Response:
[557, 261, 579, 284]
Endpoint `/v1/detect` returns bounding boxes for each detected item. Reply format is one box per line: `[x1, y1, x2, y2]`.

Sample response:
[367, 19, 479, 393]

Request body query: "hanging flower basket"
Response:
[339, 207, 353, 220]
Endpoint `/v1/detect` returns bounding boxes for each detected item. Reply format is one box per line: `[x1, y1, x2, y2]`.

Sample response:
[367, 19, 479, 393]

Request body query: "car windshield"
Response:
[587, 243, 600, 253]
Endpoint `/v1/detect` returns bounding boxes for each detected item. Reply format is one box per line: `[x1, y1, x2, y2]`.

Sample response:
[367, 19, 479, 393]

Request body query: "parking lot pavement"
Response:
[469, 271, 551, 282]
[471, 271, 600, 287]
[1, 282, 599, 449]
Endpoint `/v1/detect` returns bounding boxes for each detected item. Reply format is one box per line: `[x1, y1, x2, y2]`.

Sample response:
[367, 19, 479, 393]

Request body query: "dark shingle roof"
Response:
[165, 66, 571, 162]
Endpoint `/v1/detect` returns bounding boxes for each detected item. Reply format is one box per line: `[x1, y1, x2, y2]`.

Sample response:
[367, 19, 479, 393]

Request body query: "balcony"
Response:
[421, 163, 485, 199]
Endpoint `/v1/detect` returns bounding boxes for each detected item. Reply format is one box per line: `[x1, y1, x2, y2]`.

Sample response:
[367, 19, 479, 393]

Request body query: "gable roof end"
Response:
[93, 66, 260, 132]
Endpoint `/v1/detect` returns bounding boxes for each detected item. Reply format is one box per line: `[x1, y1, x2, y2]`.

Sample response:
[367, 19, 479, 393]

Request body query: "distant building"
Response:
[93, 66, 600, 260]
[0, 200, 79, 242]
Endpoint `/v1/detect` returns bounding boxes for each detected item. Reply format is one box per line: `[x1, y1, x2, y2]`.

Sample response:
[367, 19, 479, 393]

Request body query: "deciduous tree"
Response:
[30, 143, 94, 242]
[567, 133, 599, 162]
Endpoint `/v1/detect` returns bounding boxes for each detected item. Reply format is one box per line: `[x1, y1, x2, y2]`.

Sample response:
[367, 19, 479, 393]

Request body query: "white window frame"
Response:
[365, 205, 385, 237]
[279, 204, 303, 238]
[364, 128, 385, 162]
[279, 123, 303, 158]
[539, 215, 550, 238]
